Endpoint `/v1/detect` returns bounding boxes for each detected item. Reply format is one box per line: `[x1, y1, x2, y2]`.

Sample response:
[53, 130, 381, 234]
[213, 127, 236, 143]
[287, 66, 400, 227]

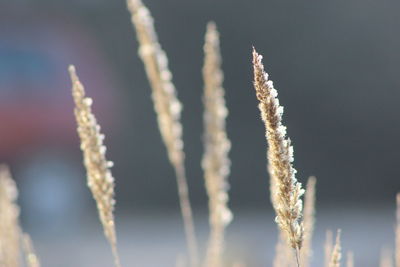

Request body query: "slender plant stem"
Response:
[126, 1, 199, 265]
[295, 248, 301, 267]
[175, 164, 199, 267]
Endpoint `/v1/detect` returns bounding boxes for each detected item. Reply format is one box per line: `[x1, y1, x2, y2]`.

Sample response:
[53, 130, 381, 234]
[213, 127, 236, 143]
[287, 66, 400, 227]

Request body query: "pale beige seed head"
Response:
[69, 65, 121, 267]
[0, 165, 20, 267]
[127, 0, 184, 166]
[252, 48, 304, 251]
[126, 1, 198, 265]
[329, 230, 342, 267]
[202, 21, 232, 267]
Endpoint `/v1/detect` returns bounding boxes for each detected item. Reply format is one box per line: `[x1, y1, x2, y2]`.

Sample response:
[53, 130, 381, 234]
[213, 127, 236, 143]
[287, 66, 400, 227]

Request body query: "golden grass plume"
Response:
[202, 21, 232, 267]
[69, 65, 121, 267]
[251, 48, 304, 257]
[126, 0, 185, 169]
[126, 1, 198, 266]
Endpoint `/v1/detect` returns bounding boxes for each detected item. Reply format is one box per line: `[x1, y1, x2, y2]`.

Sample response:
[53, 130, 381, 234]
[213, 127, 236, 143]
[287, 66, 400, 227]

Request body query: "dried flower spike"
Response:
[126, 1, 198, 266]
[69, 65, 121, 267]
[0, 165, 20, 267]
[202, 21, 232, 267]
[252, 48, 304, 257]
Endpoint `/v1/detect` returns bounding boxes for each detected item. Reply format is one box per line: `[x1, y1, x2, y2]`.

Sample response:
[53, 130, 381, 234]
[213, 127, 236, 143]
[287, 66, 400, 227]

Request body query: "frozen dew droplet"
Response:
[160, 70, 172, 81]
[84, 97, 93, 106]
[170, 100, 182, 115]
[221, 208, 233, 225]
[107, 161, 114, 168]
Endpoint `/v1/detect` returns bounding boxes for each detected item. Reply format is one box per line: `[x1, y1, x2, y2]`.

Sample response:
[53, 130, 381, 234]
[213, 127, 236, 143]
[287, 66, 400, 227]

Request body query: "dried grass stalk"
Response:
[346, 251, 353, 267]
[396, 194, 400, 267]
[252, 48, 304, 259]
[324, 230, 333, 267]
[202, 21, 232, 267]
[69, 65, 121, 267]
[0, 165, 20, 267]
[22, 233, 40, 267]
[329, 230, 342, 267]
[381, 248, 393, 267]
[126, 1, 198, 266]
[300, 176, 316, 267]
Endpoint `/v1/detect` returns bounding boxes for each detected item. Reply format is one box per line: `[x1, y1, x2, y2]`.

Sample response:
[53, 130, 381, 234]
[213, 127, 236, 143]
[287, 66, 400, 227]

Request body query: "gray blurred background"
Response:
[0, 0, 399, 266]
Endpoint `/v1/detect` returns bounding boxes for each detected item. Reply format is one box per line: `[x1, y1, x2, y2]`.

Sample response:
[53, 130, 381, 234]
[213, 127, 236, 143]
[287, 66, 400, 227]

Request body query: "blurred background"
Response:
[1, 0, 400, 266]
